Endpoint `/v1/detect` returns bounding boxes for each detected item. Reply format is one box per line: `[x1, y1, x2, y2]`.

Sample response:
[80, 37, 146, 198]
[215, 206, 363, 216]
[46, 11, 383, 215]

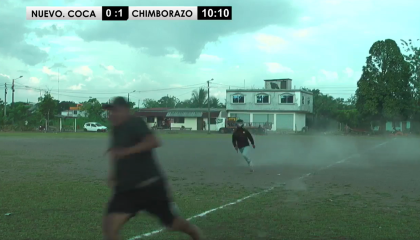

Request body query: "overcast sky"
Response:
[0, 0, 419, 105]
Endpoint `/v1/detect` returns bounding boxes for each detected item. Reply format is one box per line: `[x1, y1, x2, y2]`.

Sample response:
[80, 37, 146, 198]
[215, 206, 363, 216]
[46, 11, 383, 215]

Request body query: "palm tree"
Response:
[191, 87, 208, 108]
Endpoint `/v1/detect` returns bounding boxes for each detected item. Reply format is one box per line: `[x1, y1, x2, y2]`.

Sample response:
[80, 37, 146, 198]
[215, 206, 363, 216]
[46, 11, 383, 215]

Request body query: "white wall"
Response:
[61, 110, 87, 117]
[300, 93, 313, 113]
[203, 118, 218, 131]
[295, 113, 306, 131]
[144, 114, 222, 131]
[226, 90, 313, 113]
[228, 111, 307, 131]
[228, 111, 276, 130]
[145, 117, 156, 128]
[171, 117, 197, 130]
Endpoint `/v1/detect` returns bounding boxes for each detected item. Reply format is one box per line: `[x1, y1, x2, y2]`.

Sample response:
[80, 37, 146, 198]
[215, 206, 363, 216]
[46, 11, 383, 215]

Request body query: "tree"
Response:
[157, 95, 180, 108]
[191, 87, 208, 108]
[336, 109, 360, 128]
[7, 102, 30, 123]
[80, 98, 104, 120]
[141, 88, 225, 109]
[0, 98, 4, 124]
[347, 95, 357, 106]
[401, 39, 420, 131]
[38, 92, 57, 127]
[142, 98, 161, 108]
[208, 96, 225, 108]
[58, 101, 76, 112]
[176, 99, 192, 108]
[401, 39, 420, 89]
[128, 101, 135, 109]
[355, 39, 412, 131]
[307, 89, 339, 118]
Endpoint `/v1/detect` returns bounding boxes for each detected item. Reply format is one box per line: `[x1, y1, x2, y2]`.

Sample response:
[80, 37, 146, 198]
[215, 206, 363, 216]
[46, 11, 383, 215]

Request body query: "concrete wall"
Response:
[145, 117, 155, 128]
[143, 115, 221, 131]
[226, 90, 313, 113]
[61, 110, 87, 117]
[203, 118, 218, 131]
[384, 121, 411, 131]
[264, 80, 292, 90]
[171, 117, 197, 130]
[228, 111, 307, 131]
[300, 92, 313, 113]
[295, 113, 306, 131]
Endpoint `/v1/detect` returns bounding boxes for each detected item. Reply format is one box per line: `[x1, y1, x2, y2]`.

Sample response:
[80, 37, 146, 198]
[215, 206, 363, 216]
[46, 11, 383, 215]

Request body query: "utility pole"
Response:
[127, 90, 136, 104]
[207, 78, 213, 134]
[3, 83, 7, 118]
[11, 80, 14, 108]
[58, 68, 60, 101]
[11, 76, 22, 108]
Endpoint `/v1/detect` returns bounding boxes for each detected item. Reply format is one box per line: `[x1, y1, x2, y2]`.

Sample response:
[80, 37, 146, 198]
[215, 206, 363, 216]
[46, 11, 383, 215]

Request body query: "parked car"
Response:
[83, 122, 107, 132]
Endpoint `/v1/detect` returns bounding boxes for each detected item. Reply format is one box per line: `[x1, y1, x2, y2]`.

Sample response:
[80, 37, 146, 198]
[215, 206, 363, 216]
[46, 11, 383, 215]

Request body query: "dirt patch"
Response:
[0, 135, 387, 190]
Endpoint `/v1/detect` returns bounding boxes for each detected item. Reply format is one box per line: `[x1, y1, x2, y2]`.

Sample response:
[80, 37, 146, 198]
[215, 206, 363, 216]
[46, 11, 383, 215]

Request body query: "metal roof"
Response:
[166, 111, 203, 117]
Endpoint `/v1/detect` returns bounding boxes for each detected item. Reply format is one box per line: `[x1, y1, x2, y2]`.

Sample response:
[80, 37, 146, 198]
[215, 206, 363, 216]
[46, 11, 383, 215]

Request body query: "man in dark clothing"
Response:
[102, 97, 202, 240]
[232, 119, 255, 172]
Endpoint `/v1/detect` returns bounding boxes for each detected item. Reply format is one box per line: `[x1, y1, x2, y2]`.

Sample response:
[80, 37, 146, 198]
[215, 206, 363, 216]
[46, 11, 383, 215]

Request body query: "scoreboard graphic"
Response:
[26, 6, 232, 20]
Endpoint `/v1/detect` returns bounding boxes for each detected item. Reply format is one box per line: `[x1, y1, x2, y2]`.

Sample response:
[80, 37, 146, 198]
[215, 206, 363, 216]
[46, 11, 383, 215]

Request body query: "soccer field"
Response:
[1, 133, 420, 240]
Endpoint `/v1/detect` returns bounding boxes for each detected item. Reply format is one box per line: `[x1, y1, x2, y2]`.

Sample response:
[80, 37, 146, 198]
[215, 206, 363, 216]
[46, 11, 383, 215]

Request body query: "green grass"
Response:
[2, 143, 419, 240]
[0, 151, 253, 240]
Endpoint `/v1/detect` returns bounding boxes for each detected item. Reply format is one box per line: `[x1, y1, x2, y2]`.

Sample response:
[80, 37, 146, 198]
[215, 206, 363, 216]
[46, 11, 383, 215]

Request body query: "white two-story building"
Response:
[226, 78, 313, 131]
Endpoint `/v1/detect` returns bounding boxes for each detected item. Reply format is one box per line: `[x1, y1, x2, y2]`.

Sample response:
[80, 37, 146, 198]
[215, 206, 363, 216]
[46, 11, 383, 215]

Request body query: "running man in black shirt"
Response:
[102, 97, 202, 240]
[232, 119, 255, 172]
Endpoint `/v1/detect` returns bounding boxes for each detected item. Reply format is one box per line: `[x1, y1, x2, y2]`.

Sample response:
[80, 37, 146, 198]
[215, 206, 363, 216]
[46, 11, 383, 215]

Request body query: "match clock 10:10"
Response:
[197, 6, 232, 20]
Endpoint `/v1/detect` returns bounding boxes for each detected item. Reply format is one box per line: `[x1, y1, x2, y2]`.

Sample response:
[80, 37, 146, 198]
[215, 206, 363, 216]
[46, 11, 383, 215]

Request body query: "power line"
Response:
[11, 82, 207, 95]
[7, 82, 210, 103]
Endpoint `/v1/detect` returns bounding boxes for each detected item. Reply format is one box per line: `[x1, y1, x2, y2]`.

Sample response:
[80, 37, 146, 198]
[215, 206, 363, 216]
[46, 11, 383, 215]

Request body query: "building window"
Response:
[73, 110, 77, 115]
[302, 96, 305, 104]
[256, 94, 270, 104]
[280, 81, 287, 89]
[232, 94, 245, 103]
[173, 117, 185, 123]
[280, 94, 294, 104]
[146, 117, 155, 123]
[307, 97, 311, 105]
[210, 118, 216, 124]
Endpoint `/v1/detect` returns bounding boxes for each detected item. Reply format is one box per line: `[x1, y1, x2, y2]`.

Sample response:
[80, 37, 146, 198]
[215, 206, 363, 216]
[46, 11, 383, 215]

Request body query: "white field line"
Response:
[128, 140, 390, 240]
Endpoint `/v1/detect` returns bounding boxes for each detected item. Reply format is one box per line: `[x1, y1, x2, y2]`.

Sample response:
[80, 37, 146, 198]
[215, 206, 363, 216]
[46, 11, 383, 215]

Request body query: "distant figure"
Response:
[203, 120, 206, 131]
[232, 119, 256, 172]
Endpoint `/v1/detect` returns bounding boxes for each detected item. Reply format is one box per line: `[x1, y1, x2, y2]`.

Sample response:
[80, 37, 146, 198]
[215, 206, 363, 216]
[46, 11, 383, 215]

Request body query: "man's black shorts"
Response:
[106, 180, 178, 226]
